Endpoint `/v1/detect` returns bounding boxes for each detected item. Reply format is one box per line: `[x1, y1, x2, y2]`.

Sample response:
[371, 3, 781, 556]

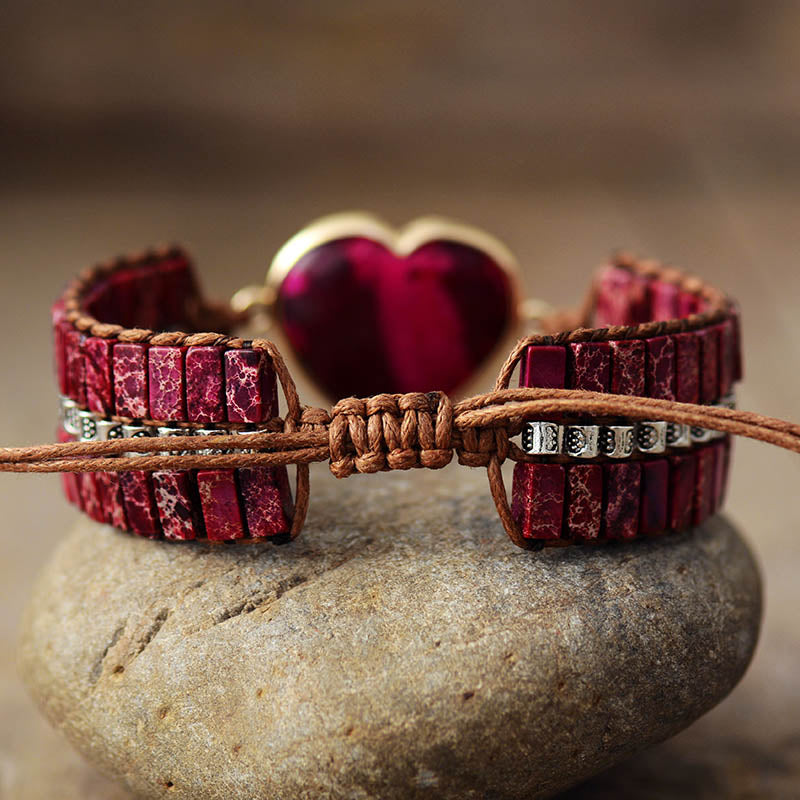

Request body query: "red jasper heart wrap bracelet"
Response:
[3, 215, 799, 551]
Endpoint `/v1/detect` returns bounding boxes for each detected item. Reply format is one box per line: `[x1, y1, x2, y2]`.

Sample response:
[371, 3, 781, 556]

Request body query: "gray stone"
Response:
[17, 466, 761, 800]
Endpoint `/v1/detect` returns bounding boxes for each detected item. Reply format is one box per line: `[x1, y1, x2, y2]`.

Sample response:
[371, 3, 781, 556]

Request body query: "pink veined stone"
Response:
[64, 328, 87, 405]
[158, 254, 200, 329]
[128, 264, 164, 331]
[94, 471, 128, 529]
[645, 335, 676, 400]
[650, 280, 679, 321]
[57, 429, 81, 507]
[276, 237, 514, 399]
[511, 462, 565, 540]
[640, 459, 669, 535]
[53, 306, 69, 395]
[669, 453, 697, 531]
[84, 337, 114, 415]
[594, 266, 648, 326]
[148, 346, 186, 421]
[105, 269, 142, 328]
[696, 325, 720, 404]
[77, 472, 105, 524]
[225, 349, 279, 424]
[197, 470, 245, 541]
[717, 320, 735, 398]
[673, 332, 700, 404]
[677, 292, 700, 317]
[113, 343, 149, 418]
[693, 446, 717, 526]
[565, 464, 603, 540]
[119, 471, 161, 538]
[731, 306, 744, 382]
[519, 345, 566, 389]
[603, 462, 641, 540]
[186, 346, 226, 423]
[569, 341, 610, 392]
[712, 438, 731, 511]
[609, 339, 645, 396]
[152, 471, 200, 540]
[239, 467, 293, 538]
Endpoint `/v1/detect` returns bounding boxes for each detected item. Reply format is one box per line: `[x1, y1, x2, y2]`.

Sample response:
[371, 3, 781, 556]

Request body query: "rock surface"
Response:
[18, 467, 761, 800]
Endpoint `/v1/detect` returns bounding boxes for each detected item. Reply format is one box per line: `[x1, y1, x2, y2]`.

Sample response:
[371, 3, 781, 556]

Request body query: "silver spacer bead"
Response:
[122, 424, 154, 457]
[156, 426, 195, 456]
[521, 421, 562, 456]
[665, 422, 691, 448]
[690, 425, 715, 444]
[563, 425, 599, 459]
[599, 425, 635, 459]
[636, 421, 667, 454]
[194, 427, 226, 455]
[61, 398, 81, 437]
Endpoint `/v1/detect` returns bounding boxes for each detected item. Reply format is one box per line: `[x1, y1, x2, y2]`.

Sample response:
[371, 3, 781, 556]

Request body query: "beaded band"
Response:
[36, 242, 755, 551]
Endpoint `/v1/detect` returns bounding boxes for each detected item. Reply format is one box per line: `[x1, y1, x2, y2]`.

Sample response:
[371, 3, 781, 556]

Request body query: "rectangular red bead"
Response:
[609, 339, 645, 396]
[186, 346, 226, 423]
[64, 328, 87, 405]
[565, 464, 603, 540]
[731, 307, 744, 382]
[603, 462, 641, 540]
[645, 335, 676, 400]
[693, 445, 717, 526]
[53, 312, 69, 395]
[595, 266, 649, 326]
[569, 342, 611, 392]
[712, 438, 731, 512]
[225, 349, 279, 423]
[107, 269, 143, 329]
[197, 469, 246, 541]
[148, 346, 187, 421]
[673, 332, 700, 404]
[668, 453, 697, 531]
[119, 470, 161, 538]
[152, 471, 200, 540]
[697, 326, 720, 404]
[77, 472, 106, 524]
[650, 280, 679, 321]
[519, 345, 566, 389]
[640, 459, 669, 535]
[511, 462, 565, 540]
[57, 429, 80, 506]
[84, 337, 114, 415]
[95, 471, 128, 529]
[678, 292, 700, 317]
[129, 264, 165, 331]
[717, 320, 735, 398]
[158, 255, 200, 329]
[113, 343, 149, 418]
[239, 468, 293, 538]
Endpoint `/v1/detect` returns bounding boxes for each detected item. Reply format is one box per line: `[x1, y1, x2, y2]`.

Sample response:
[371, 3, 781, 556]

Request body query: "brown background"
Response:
[1, 1, 799, 797]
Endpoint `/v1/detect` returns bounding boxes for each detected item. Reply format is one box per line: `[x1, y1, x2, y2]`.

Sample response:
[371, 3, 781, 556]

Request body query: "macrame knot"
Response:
[328, 391, 454, 479]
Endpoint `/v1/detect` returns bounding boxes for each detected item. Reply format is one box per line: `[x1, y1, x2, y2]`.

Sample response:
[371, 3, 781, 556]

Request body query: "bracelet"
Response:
[6, 212, 788, 551]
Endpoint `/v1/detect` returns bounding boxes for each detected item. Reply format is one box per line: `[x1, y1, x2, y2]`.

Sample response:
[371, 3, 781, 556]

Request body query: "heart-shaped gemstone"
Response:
[273, 215, 517, 399]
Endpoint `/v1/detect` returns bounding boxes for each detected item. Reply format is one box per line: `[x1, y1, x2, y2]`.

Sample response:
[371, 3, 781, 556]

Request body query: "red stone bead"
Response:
[225, 349, 279, 424]
[77, 472, 106, 524]
[186, 346, 226, 424]
[717, 320, 735, 398]
[82, 279, 114, 321]
[95, 471, 128, 529]
[106, 269, 143, 329]
[239, 468, 293, 538]
[668, 453, 697, 531]
[113, 343, 149, 418]
[609, 339, 645, 396]
[645, 335, 676, 400]
[650, 280, 679, 321]
[640, 459, 669, 535]
[673, 332, 700, 404]
[697, 326, 720, 404]
[129, 264, 164, 331]
[569, 342, 611, 392]
[119, 470, 161, 538]
[519, 345, 566, 389]
[53, 311, 69, 396]
[712, 438, 731, 511]
[276, 237, 514, 399]
[677, 292, 700, 317]
[57, 429, 80, 506]
[84, 337, 114, 415]
[595, 266, 649, 326]
[148, 346, 186, 421]
[511, 462, 565, 540]
[64, 328, 87, 405]
[565, 464, 603, 540]
[693, 446, 717, 526]
[603, 462, 641, 540]
[158, 255, 200, 329]
[731, 307, 744, 383]
[152, 471, 200, 540]
[197, 470, 245, 541]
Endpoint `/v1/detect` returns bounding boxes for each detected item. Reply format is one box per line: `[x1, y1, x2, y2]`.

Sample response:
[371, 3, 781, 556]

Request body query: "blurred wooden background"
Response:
[1, 2, 799, 797]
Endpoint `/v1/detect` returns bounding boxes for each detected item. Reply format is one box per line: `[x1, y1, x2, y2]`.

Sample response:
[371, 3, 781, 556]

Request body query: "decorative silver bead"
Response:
[77, 410, 98, 442]
[521, 421, 562, 456]
[636, 421, 667, 454]
[690, 426, 715, 444]
[122, 424, 154, 457]
[234, 427, 267, 455]
[194, 427, 226, 455]
[62, 398, 81, 437]
[665, 422, 691, 448]
[718, 393, 736, 410]
[563, 425, 599, 459]
[156, 426, 194, 456]
[599, 425, 635, 459]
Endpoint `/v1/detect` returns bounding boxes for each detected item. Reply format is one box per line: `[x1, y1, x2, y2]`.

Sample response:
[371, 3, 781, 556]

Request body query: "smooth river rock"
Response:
[18, 466, 761, 800]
